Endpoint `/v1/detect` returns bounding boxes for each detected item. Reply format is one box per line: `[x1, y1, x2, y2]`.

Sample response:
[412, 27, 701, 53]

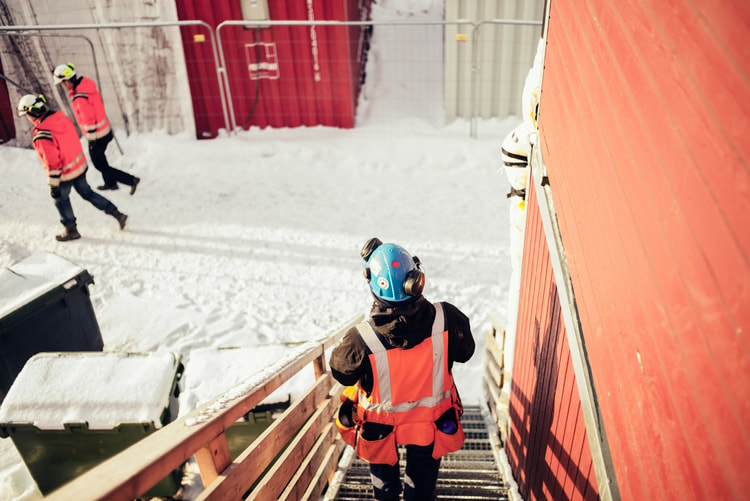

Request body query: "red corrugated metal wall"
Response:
[176, 0, 371, 138]
[508, 177, 600, 501]
[537, 0, 750, 499]
[174, 2, 227, 139]
[0, 57, 16, 144]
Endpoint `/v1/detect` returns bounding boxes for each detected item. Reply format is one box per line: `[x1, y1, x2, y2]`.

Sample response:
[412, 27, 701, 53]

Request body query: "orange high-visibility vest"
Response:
[356, 302, 456, 447]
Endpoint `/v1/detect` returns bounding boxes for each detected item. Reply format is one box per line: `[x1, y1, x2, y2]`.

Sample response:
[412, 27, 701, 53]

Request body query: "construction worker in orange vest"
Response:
[53, 62, 140, 194]
[330, 238, 475, 501]
[18, 94, 128, 241]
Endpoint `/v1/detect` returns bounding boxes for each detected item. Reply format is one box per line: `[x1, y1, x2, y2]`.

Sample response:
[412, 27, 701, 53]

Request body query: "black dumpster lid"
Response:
[0, 251, 93, 320]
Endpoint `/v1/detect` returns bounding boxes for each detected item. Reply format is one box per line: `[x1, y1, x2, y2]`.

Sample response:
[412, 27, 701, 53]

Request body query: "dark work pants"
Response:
[369, 443, 441, 501]
[54, 174, 117, 228]
[88, 131, 136, 187]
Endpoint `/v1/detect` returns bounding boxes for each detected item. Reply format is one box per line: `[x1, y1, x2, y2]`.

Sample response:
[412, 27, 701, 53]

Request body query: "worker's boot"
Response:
[106, 208, 128, 230]
[56, 225, 81, 242]
[113, 210, 128, 230]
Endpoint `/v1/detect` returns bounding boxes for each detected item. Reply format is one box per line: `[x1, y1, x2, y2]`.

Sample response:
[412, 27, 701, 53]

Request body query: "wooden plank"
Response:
[301, 435, 347, 501]
[248, 395, 338, 500]
[485, 330, 505, 369]
[485, 352, 503, 388]
[313, 348, 327, 379]
[483, 374, 500, 403]
[194, 434, 232, 487]
[198, 374, 334, 500]
[279, 422, 338, 501]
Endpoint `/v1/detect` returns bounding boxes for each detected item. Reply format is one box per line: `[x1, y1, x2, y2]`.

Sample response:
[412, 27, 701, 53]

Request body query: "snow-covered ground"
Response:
[0, 116, 516, 499]
[0, 2, 522, 498]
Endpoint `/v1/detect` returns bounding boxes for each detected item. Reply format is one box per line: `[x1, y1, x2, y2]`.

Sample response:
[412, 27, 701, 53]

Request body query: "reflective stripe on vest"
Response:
[357, 303, 451, 414]
[59, 152, 87, 182]
[92, 118, 110, 136]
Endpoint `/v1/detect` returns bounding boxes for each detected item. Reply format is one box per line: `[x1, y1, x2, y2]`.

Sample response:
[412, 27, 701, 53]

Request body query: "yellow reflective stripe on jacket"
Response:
[92, 118, 111, 139]
[59, 152, 87, 182]
[63, 151, 86, 172]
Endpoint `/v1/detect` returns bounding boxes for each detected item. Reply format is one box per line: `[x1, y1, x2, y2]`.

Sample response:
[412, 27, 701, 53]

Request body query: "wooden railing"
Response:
[482, 312, 510, 443]
[46, 314, 364, 501]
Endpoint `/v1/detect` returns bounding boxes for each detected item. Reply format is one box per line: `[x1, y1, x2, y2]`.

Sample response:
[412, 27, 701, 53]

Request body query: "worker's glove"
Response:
[340, 384, 359, 404]
[50, 186, 61, 199]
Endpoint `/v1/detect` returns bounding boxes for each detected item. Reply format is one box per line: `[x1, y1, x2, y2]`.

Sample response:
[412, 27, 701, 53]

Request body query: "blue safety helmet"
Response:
[362, 239, 425, 303]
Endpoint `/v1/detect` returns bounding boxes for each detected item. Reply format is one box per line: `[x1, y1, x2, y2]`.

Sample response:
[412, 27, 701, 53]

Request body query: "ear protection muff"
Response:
[361, 237, 382, 281]
[402, 256, 425, 297]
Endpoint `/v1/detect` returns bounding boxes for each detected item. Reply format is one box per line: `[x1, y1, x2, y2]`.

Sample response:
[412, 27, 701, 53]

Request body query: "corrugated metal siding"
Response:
[538, 0, 750, 499]
[176, 0, 371, 137]
[508, 178, 600, 501]
[445, 0, 545, 119]
[175, 1, 225, 139]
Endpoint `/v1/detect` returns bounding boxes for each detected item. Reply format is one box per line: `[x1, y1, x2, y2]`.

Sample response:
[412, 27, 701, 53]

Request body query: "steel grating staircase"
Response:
[326, 405, 509, 501]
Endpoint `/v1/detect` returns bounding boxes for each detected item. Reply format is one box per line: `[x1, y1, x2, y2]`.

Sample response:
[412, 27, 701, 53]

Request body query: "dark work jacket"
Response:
[329, 296, 475, 396]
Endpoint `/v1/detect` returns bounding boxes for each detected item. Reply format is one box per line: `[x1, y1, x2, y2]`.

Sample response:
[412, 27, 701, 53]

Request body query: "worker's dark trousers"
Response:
[369, 443, 441, 501]
[89, 131, 136, 187]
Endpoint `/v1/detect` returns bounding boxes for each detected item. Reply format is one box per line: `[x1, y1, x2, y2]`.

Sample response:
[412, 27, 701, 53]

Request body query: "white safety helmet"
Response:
[52, 63, 76, 84]
[17, 94, 47, 117]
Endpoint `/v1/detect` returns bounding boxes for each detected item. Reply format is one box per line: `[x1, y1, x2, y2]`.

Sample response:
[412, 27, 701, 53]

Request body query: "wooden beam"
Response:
[248, 395, 338, 500]
[194, 434, 232, 487]
[197, 374, 334, 500]
[313, 346, 327, 379]
[279, 422, 338, 500]
[484, 330, 505, 369]
[301, 433, 346, 500]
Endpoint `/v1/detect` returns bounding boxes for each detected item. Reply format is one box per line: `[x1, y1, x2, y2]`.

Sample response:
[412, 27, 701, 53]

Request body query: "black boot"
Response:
[112, 210, 128, 230]
[130, 177, 140, 195]
[56, 225, 81, 242]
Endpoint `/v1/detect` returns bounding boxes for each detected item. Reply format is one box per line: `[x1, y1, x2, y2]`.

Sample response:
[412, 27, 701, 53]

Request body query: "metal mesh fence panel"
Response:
[1, 23, 200, 147]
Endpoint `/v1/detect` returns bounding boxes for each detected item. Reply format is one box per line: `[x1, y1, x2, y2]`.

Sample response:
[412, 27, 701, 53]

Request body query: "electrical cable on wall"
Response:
[242, 26, 263, 130]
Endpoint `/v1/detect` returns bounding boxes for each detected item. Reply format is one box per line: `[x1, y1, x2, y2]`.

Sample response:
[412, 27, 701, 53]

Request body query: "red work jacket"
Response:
[69, 76, 111, 141]
[31, 111, 87, 187]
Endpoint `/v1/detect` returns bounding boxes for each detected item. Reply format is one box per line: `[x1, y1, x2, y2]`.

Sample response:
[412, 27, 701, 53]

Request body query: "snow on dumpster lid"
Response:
[0, 251, 88, 320]
[0, 352, 180, 430]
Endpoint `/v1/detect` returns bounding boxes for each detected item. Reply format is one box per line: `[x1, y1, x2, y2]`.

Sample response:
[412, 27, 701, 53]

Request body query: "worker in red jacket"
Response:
[330, 238, 475, 501]
[53, 63, 140, 194]
[18, 94, 128, 241]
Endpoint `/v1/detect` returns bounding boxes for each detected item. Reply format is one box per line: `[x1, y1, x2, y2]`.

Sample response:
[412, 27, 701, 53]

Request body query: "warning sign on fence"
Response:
[245, 42, 280, 80]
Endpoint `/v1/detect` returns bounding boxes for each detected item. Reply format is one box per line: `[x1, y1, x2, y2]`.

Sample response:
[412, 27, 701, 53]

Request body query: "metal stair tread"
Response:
[330, 405, 509, 500]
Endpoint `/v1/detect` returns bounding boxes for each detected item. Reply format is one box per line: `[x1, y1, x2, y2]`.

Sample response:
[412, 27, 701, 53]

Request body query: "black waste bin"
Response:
[0, 351, 184, 496]
[0, 251, 103, 403]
